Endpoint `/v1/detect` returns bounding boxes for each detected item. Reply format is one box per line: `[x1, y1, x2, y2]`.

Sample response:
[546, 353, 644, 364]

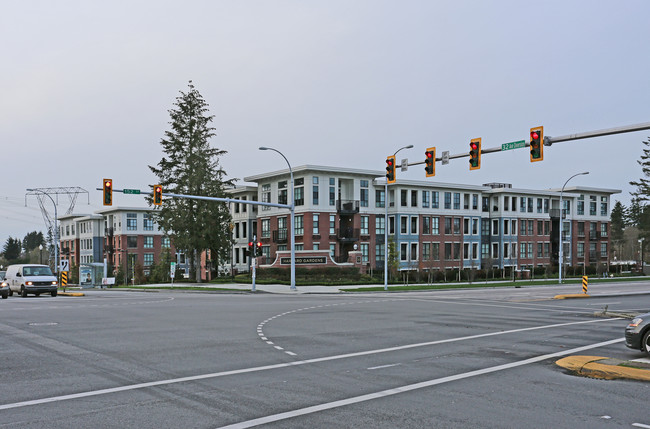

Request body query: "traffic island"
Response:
[58, 291, 85, 296]
[556, 355, 650, 381]
[553, 293, 590, 299]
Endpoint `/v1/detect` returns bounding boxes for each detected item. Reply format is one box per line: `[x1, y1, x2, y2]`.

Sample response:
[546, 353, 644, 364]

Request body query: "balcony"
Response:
[336, 228, 360, 242]
[336, 200, 359, 214]
[272, 229, 288, 244]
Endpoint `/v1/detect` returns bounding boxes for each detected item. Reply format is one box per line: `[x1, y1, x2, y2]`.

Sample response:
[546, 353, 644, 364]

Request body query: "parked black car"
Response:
[625, 312, 650, 356]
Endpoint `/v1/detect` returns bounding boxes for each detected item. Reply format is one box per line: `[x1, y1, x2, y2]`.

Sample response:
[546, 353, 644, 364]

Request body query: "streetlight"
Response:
[39, 244, 43, 264]
[385, 144, 413, 290]
[558, 171, 589, 283]
[258, 146, 297, 291]
[26, 189, 59, 275]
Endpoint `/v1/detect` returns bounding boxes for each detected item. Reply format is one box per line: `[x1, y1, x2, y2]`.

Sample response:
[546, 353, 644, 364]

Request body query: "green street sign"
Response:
[501, 140, 526, 151]
[123, 189, 141, 195]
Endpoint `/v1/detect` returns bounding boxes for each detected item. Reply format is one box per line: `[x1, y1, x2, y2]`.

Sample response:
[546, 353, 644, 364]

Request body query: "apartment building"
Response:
[237, 165, 619, 274]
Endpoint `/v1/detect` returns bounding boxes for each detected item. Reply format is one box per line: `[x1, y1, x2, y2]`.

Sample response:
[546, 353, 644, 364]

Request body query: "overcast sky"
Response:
[1, 0, 649, 248]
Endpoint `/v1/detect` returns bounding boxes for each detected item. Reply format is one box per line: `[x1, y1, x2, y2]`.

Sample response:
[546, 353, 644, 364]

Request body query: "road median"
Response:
[556, 355, 650, 381]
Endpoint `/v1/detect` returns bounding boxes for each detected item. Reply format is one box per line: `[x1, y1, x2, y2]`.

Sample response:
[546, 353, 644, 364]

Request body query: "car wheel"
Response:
[643, 330, 650, 356]
[1, 292, 7, 299]
[51, 291, 57, 297]
[21, 287, 27, 298]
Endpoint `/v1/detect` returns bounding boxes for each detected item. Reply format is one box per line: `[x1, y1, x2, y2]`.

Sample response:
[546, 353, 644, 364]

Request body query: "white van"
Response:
[5, 264, 58, 297]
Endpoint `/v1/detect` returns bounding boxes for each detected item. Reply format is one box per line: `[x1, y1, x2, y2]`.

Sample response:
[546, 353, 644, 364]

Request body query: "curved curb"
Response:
[58, 292, 85, 297]
[553, 293, 590, 299]
[556, 355, 650, 381]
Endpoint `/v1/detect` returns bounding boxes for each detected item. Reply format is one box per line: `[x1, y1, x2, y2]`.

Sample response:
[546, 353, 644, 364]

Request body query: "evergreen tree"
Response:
[628, 198, 643, 227]
[2, 237, 22, 261]
[630, 137, 650, 201]
[610, 201, 626, 242]
[149, 81, 234, 282]
[22, 231, 44, 252]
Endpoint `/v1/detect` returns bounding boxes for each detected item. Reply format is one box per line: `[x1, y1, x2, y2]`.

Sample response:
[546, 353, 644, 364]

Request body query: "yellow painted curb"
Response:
[556, 355, 650, 382]
[58, 292, 85, 297]
[553, 293, 590, 299]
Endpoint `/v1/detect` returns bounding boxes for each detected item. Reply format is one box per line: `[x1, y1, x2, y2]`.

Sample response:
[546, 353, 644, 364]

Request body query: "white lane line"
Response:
[633, 424, 650, 428]
[367, 363, 401, 370]
[285, 351, 297, 356]
[216, 338, 624, 429]
[0, 318, 619, 411]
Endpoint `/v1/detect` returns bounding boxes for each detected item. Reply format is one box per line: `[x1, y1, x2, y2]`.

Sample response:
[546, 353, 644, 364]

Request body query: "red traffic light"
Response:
[103, 179, 113, 206]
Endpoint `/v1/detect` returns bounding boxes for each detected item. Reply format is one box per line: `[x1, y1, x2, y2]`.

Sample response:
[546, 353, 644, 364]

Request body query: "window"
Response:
[361, 243, 369, 263]
[464, 242, 470, 260]
[601, 196, 608, 216]
[503, 243, 510, 259]
[262, 184, 271, 211]
[431, 192, 439, 209]
[503, 219, 509, 235]
[376, 244, 385, 263]
[453, 193, 460, 210]
[527, 198, 533, 213]
[577, 242, 585, 258]
[261, 219, 270, 238]
[520, 243, 527, 259]
[162, 237, 171, 248]
[544, 198, 549, 214]
[520, 220, 527, 236]
[144, 236, 154, 248]
[481, 218, 490, 236]
[444, 243, 452, 260]
[329, 178, 336, 205]
[422, 191, 430, 208]
[463, 218, 469, 235]
[400, 243, 408, 261]
[511, 219, 517, 236]
[411, 190, 418, 207]
[431, 217, 439, 235]
[472, 218, 478, 235]
[127, 236, 138, 248]
[472, 242, 478, 260]
[294, 215, 304, 235]
[431, 243, 440, 260]
[537, 198, 543, 213]
[400, 216, 408, 234]
[492, 219, 499, 235]
[423, 243, 431, 260]
[313, 243, 320, 251]
[361, 216, 369, 235]
[143, 253, 154, 267]
[241, 196, 247, 213]
[294, 178, 304, 206]
[444, 192, 451, 209]
[278, 181, 288, 205]
[143, 214, 154, 231]
[389, 216, 395, 234]
[453, 218, 460, 234]
[492, 243, 499, 259]
[278, 217, 287, 241]
[329, 215, 336, 234]
[401, 190, 408, 207]
[376, 217, 385, 235]
[512, 196, 517, 211]
[520, 197, 526, 213]
[528, 243, 533, 258]
[473, 194, 479, 210]
[313, 214, 320, 235]
[464, 194, 470, 210]
[127, 213, 137, 231]
[590, 196, 597, 216]
[601, 242, 608, 258]
[360, 180, 369, 207]
[577, 222, 585, 237]
[481, 243, 490, 259]
[577, 194, 585, 215]
[410, 216, 418, 234]
[376, 190, 385, 208]
[445, 217, 452, 234]
[410, 243, 418, 261]
[313, 177, 319, 205]
[601, 223, 608, 237]
[504, 196, 510, 211]
[295, 244, 304, 251]
[330, 243, 336, 257]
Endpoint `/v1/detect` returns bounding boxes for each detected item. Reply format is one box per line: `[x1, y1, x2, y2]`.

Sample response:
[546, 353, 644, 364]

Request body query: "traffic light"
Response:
[248, 241, 256, 257]
[469, 138, 481, 170]
[386, 155, 396, 184]
[153, 185, 163, 206]
[424, 147, 435, 177]
[103, 179, 112, 206]
[256, 241, 262, 256]
[530, 126, 544, 162]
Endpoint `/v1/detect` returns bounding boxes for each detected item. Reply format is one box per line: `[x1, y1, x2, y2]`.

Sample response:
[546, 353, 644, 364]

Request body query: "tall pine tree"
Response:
[630, 137, 650, 201]
[149, 82, 234, 282]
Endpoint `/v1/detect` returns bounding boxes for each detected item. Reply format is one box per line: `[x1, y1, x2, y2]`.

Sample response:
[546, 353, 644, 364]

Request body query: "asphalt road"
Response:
[1, 282, 649, 428]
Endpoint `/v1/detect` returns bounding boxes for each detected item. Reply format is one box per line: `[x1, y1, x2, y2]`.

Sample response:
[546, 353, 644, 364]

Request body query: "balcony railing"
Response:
[336, 228, 360, 242]
[272, 229, 288, 243]
[336, 200, 359, 214]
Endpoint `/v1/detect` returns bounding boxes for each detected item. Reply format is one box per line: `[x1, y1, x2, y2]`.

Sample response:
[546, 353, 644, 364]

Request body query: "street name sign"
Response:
[123, 189, 141, 195]
[501, 140, 526, 151]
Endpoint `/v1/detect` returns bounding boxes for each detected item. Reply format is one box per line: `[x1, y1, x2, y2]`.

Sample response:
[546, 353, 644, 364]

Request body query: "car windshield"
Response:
[0, 271, 5, 280]
[23, 266, 54, 277]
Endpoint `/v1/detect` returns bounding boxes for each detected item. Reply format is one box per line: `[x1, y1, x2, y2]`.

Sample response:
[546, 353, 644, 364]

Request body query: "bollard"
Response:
[582, 276, 588, 294]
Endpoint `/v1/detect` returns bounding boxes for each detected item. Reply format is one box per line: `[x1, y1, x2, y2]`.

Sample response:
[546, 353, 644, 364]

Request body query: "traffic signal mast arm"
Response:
[401, 121, 650, 169]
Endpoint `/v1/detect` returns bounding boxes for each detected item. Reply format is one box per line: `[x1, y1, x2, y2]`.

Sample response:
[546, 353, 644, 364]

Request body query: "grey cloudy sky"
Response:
[1, 0, 649, 247]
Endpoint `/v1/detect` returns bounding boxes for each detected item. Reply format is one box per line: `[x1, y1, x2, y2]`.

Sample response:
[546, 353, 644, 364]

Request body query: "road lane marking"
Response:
[216, 338, 624, 429]
[367, 363, 401, 370]
[633, 424, 650, 428]
[0, 317, 620, 411]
